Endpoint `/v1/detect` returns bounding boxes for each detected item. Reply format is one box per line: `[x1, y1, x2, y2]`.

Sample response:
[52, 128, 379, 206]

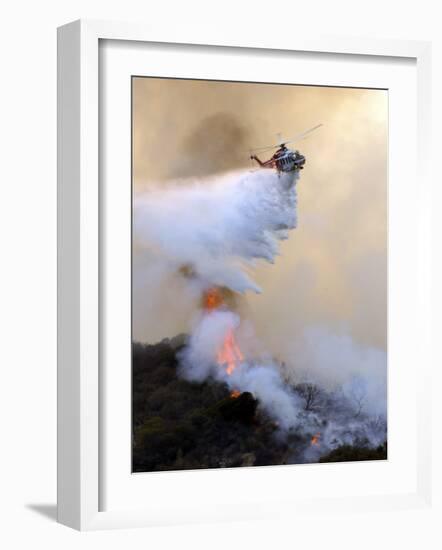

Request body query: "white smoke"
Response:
[133, 169, 298, 294]
[285, 326, 387, 417]
[178, 309, 302, 431]
[134, 167, 387, 448]
[134, 168, 305, 430]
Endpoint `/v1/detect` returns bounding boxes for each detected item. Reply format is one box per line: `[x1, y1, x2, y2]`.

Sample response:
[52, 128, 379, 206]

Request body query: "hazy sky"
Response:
[132, 77, 387, 353]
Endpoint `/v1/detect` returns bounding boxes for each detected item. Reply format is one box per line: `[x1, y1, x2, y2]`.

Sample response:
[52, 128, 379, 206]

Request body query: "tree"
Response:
[344, 376, 367, 418]
[295, 383, 321, 411]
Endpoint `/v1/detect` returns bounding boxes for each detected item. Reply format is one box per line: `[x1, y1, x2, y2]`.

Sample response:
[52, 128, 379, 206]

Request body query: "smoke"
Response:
[132, 78, 388, 460]
[174, 112, 252, 179]
[178, 308, 302, 431]
[133, 79, 388, 353]
[133, 169, 298, 294]
[284, 326, 387, 417]
[177, 307, 387, 439]
[133, 168, 305, 430]
[133, 167, 386, 449]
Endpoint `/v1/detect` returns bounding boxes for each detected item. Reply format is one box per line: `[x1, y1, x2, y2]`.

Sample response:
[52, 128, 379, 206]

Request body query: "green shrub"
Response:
[319, 442, 387, 463]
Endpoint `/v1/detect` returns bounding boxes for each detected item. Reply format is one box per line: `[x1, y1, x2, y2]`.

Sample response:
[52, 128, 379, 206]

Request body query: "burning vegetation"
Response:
[132, 337, 387, 472]
[132, 165, 387, 473]
[311, 432, 321, 446]
[132, 339, 284, 472]
[202, 287, 244, 376]
[133, 287, 386, 472]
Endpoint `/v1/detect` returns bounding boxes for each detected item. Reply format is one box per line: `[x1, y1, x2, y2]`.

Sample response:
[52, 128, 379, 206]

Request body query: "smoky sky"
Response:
[132, 77, 387, 354]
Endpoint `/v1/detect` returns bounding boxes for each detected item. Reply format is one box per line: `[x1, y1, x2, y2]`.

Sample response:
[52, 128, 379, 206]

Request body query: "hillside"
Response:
[132, 339, 387, 472]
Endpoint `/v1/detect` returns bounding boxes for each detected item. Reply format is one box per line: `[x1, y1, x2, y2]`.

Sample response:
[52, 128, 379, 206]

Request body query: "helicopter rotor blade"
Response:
[247, 123, 323, 153]
[248, 143, 280, 154]
[282, 124, 323, 146]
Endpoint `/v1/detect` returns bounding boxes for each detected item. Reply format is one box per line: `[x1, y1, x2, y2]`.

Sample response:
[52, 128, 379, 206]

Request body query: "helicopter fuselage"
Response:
[251, 147, 306, 173]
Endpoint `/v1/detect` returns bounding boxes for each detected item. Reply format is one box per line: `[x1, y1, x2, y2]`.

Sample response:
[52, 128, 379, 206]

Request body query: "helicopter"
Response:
[249, 124, 323, 173]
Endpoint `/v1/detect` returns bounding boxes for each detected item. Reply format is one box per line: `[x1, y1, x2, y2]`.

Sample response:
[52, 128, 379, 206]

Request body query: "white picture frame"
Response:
[57, 19, 432, 531]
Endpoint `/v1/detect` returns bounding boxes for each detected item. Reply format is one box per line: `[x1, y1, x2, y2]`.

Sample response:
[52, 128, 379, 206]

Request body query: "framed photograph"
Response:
[57, 20, 432, 530]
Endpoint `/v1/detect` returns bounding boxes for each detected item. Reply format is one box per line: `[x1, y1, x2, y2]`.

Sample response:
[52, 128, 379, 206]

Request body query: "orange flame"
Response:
[203, 287, 224, 311]
[201, 287, 244, 376]
[311, 432, 321, 446]
[217, 327, 244, 375]
[230, 390, 241, 399]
